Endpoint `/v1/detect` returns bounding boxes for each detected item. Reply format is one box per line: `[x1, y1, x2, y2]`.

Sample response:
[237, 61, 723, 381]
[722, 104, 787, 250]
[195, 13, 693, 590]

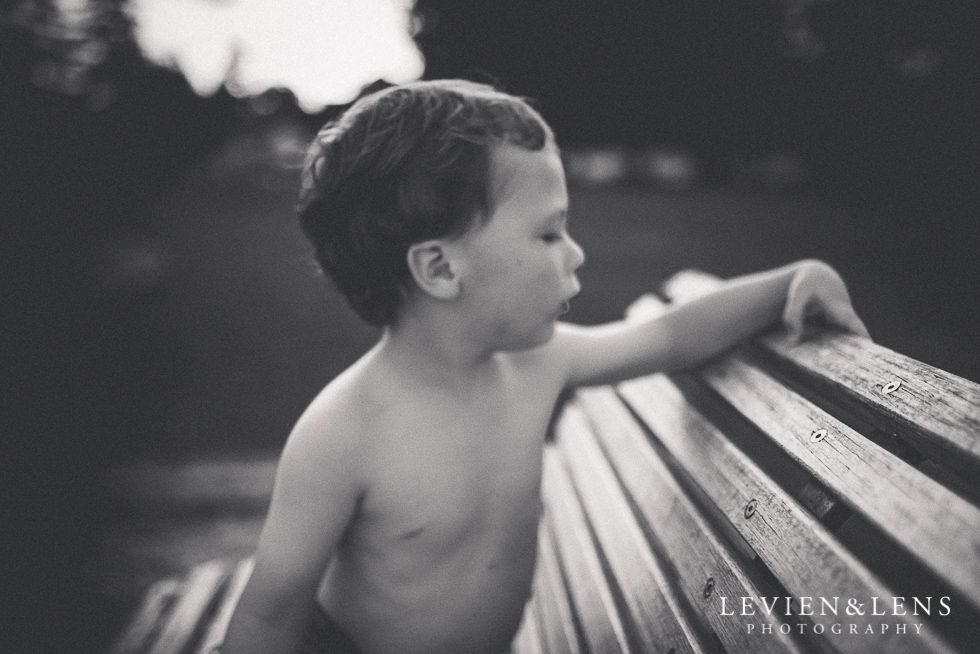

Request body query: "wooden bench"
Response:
[112, 270, 980, 654]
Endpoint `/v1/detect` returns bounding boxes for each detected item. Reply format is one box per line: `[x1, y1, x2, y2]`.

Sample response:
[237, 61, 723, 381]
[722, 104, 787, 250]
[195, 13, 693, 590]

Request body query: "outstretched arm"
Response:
[553, 259, 868, 387]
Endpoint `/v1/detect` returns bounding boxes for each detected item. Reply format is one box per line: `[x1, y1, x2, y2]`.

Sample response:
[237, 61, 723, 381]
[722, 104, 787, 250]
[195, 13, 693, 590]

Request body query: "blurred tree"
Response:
[4, 0, 130, 109]
[774, 0, 977, 219]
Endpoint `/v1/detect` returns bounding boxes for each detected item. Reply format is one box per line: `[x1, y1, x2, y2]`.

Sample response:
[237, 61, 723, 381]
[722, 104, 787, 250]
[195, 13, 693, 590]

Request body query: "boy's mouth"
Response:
[558, 300, 571, 316]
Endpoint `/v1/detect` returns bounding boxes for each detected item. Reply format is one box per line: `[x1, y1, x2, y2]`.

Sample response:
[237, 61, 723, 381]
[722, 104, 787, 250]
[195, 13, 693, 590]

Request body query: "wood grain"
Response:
[554, 407, 709, 654]
[698, 355, 980, 612]
[611, 379, 958, 654]
[663, 269, 980, 476]
[560, 394, 805, 654]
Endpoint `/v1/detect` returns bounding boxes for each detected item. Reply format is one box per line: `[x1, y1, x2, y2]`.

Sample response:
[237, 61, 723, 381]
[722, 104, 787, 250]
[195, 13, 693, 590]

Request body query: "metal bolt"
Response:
[744, 499, 758, 519]
[882, 381, 902, 395]
[810, 429, 828, 443]
[703, 577, 715, 599]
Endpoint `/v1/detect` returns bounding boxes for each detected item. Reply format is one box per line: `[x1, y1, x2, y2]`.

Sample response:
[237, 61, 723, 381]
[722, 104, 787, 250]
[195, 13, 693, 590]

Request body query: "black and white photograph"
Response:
[2, 1, 978, 653]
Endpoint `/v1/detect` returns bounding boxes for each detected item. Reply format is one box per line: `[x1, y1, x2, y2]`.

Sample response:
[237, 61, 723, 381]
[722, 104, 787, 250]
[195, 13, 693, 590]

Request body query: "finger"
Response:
[781, 285, 808, 344]
[853, 317, 871, 340]
[823, 301, 871, 340]
[782, 300, 806, 344]
[838, 308, 871, 340]
[625, 293, 663, 322]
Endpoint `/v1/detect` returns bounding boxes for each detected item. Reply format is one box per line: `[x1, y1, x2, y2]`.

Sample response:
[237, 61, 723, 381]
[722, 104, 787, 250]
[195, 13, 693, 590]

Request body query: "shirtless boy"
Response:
[221, 79, 869, 654]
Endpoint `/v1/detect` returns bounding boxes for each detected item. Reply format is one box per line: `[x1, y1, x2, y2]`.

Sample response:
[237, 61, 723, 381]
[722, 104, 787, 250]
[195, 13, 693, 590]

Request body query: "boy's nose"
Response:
[566, 236, 586, 272]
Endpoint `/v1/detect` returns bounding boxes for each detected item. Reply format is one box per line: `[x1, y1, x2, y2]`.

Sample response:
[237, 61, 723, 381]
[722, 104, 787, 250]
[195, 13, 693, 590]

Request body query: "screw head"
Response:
[882, 381, 902, 395]
[744, 499, 758, 519]
[810, 429, 828, 443]
[703, 577, 715, 599]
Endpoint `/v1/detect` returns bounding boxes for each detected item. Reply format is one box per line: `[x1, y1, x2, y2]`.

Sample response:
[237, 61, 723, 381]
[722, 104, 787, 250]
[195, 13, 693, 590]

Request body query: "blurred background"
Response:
[1, 1, 977, 651]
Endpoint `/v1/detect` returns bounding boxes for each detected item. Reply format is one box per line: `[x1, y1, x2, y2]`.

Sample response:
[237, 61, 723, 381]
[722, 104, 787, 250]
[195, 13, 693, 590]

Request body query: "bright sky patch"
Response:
[128, 0, 425, 112]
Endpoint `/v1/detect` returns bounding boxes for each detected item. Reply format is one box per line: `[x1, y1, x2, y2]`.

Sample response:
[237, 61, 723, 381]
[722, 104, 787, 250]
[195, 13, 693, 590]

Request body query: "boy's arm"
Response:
[221, 414, 364, 654]
[553, 259, 868, 388]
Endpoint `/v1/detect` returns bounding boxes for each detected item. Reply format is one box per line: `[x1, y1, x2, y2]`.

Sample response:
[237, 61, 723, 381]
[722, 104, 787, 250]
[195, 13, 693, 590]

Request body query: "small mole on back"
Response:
[402, 527, 424, 540]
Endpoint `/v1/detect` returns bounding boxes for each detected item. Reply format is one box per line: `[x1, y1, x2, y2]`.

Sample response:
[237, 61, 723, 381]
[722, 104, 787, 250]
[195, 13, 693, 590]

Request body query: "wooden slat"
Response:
[697, 354, 980, 612]
[513, 599, 547, 654]
[147, 560, 231, 654]
[612, 378, 959, 654]
[194, 558, 255, 654]
[663, 269, 980, 476]
[533, 523, 584, 654]
[111, 579, 182, 654]
[625, 290, 849, 528]
[562, 394, 805, 654]
[760, 332, 980, 470]
[554, 407, 710, 654]
[542, 448, 632, 654]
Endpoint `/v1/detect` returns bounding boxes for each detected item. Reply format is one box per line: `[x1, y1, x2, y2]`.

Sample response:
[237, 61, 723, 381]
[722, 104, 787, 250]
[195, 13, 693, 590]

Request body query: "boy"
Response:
[222, 80, 868, 654]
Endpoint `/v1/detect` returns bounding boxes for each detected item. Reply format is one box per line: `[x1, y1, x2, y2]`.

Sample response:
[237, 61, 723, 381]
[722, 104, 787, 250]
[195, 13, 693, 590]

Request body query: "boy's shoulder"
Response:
[284, 338, 569, 455]
[287, 350, 388, 454]
[277, 361, 391, 494]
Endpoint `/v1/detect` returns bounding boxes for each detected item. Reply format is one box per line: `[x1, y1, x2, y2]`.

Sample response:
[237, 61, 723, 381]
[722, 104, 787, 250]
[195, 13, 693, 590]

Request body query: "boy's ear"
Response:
[406, 240, 460, 300]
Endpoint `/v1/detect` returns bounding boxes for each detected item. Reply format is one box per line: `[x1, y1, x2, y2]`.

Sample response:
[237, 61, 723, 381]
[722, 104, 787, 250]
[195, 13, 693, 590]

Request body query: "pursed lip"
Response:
[559, 279, 580, 316]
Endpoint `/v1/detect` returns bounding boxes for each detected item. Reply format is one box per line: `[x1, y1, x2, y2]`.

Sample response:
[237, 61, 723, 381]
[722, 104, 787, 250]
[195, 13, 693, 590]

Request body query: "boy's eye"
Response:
[541, 232, 561, 244]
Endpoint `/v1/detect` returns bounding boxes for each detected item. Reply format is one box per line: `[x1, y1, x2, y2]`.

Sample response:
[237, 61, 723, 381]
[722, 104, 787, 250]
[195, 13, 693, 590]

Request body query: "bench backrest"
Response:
[520, 270, 980, 654]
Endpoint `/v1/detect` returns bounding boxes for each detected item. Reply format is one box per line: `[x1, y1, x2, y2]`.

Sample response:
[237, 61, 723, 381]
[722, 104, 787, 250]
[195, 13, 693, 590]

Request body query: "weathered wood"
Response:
[611, 378, 957, 654]
[624, 289, 850, 528]
[759, 332, 980, 471]
[698, 354, 980, 612]
[554, 406, 710, 654]
[562, 393, 805, 654]
[663, 269, 980, 477]
[542, 449, 633, 654]
[112, 579, 182, 654]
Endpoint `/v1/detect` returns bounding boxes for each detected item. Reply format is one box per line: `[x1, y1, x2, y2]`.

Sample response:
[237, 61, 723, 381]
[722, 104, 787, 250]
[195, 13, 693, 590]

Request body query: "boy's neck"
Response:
[380, 307, 500, 388]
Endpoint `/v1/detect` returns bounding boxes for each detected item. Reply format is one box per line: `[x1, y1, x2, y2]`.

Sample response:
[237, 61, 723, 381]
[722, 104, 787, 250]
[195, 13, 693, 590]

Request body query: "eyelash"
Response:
[541, 232, 562, 244]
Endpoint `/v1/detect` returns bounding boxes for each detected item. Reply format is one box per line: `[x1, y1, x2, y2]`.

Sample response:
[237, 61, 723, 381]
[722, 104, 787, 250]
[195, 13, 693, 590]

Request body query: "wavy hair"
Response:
[297, 79, 553, 326]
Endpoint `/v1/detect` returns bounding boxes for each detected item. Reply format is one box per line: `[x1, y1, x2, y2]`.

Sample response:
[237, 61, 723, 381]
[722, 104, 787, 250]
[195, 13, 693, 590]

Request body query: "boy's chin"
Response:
[500, 321, 558, 352]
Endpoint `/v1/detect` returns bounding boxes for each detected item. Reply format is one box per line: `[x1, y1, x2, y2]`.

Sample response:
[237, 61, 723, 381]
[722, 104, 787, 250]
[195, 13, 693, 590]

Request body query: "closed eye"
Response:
[540, 209, 569, 244]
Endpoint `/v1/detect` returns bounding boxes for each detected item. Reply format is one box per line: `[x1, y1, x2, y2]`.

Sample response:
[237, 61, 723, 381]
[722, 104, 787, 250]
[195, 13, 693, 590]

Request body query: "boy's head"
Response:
[298, 79, 555, 327]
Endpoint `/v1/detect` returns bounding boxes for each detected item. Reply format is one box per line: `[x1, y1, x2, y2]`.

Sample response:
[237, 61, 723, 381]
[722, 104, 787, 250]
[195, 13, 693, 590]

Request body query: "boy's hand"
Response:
[554, 259, 869, 388]
[782, 260, 870, 343]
